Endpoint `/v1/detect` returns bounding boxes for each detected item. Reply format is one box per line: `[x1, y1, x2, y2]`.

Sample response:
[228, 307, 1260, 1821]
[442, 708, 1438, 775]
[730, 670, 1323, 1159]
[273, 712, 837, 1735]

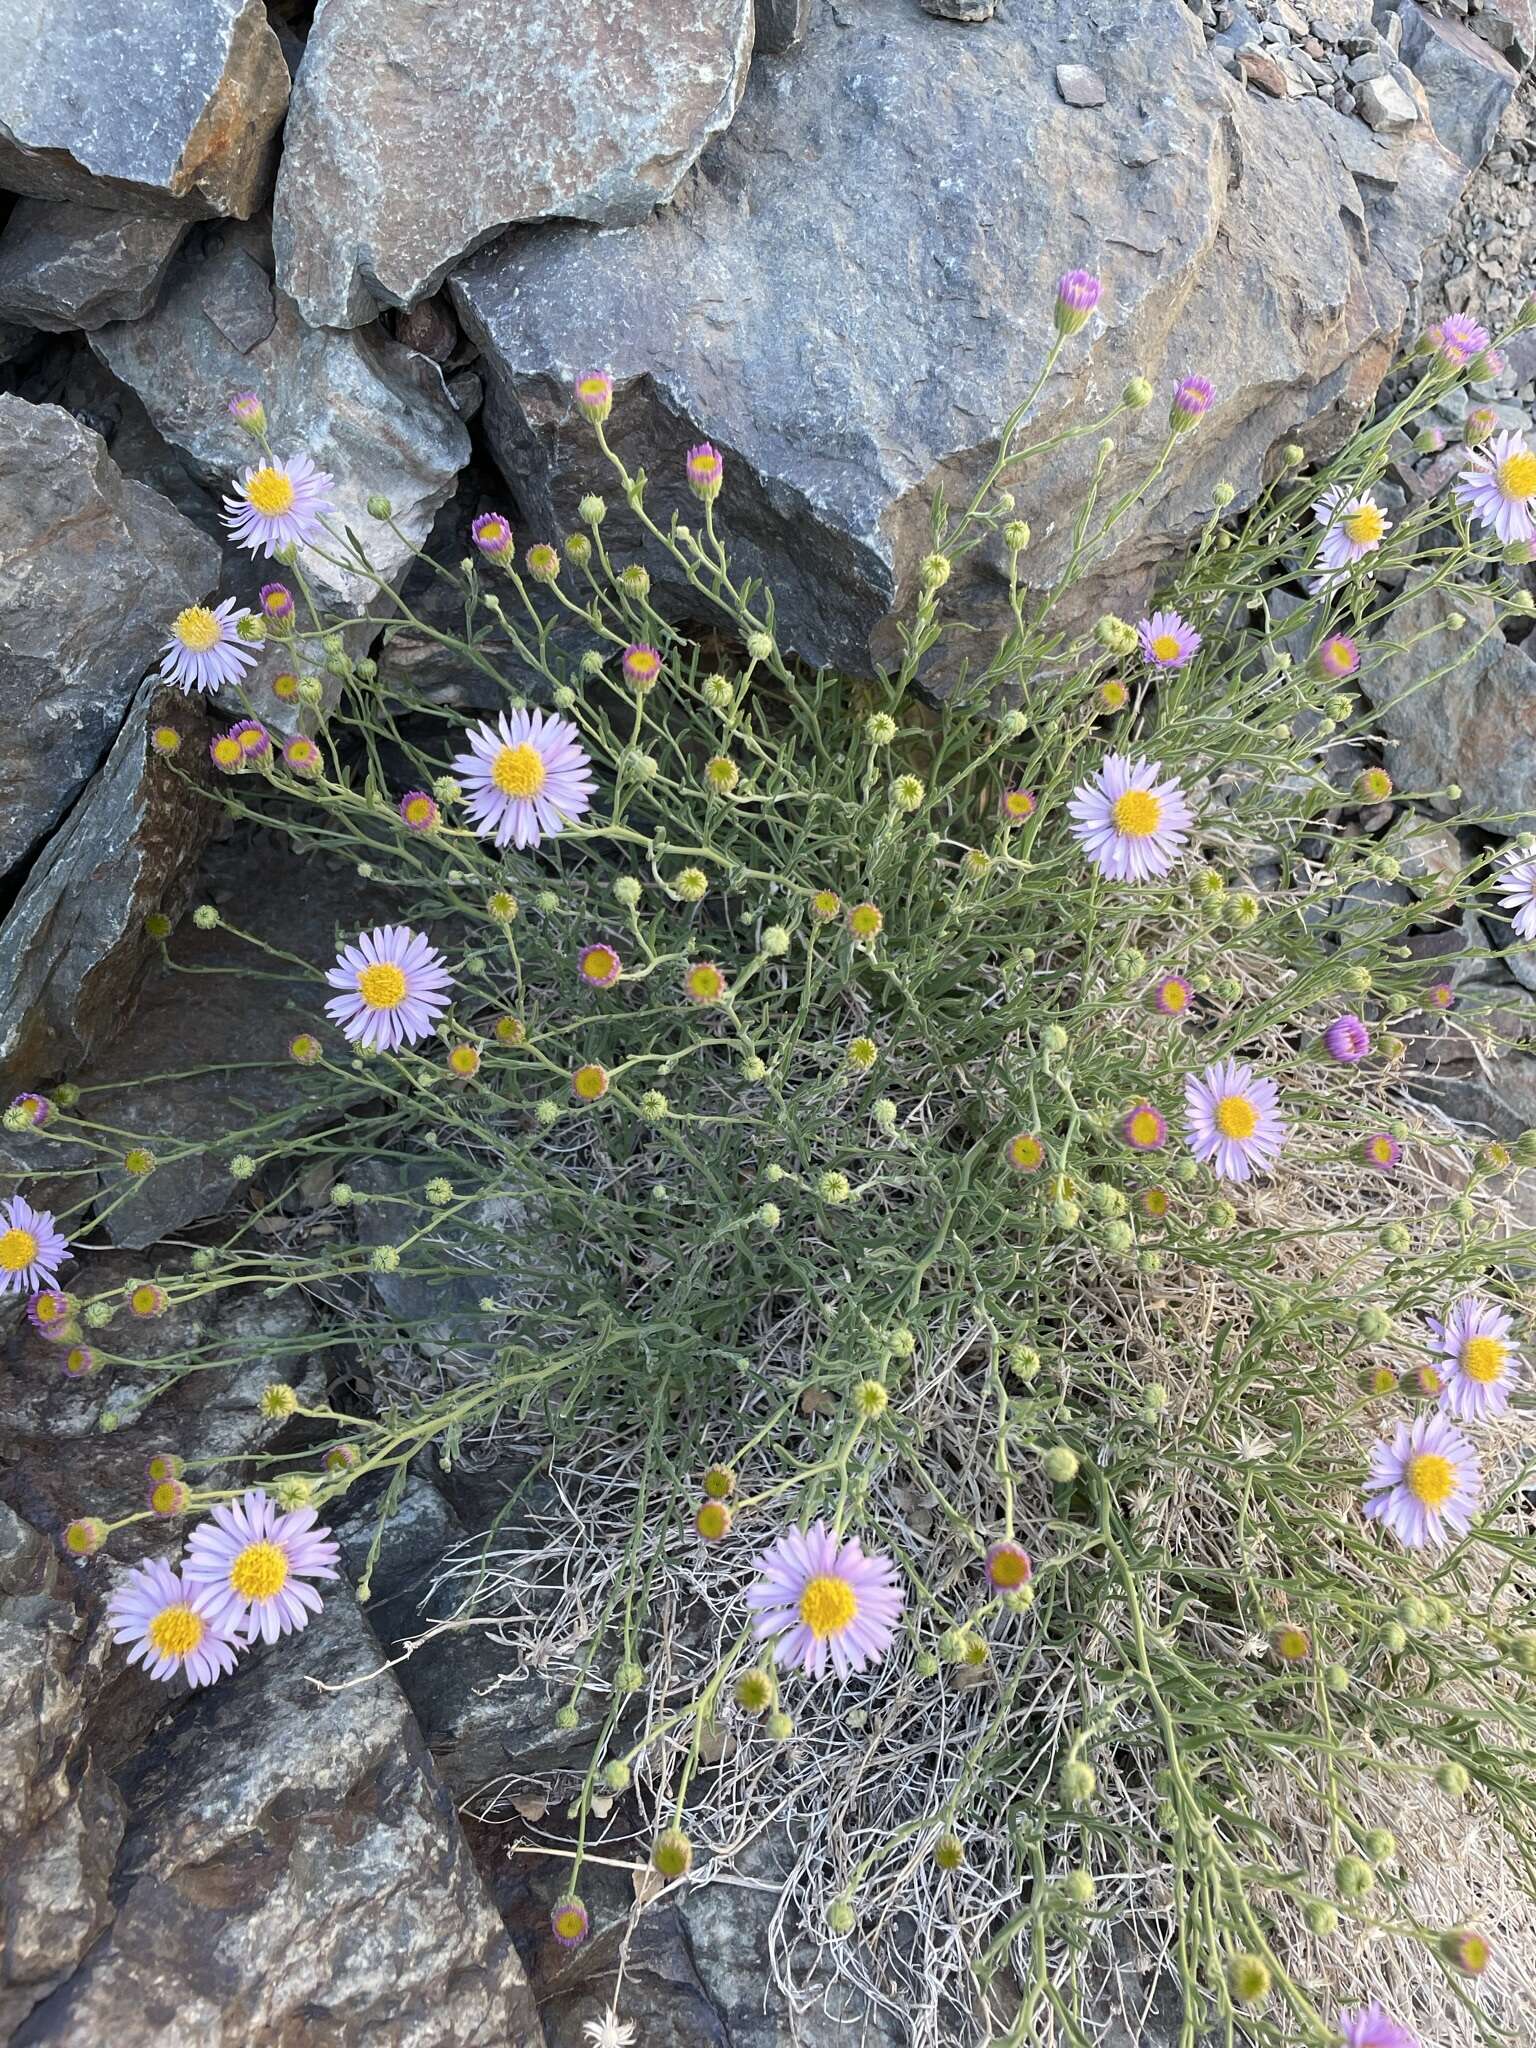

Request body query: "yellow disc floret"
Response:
[798, 1573, 859, 1639]
[1406, 1452, 1455, 1509]
[229, 1540, 289, 1602]
[1342, 503, 1386, 546]
[1214, 1095, 1258, 1141]
[491, 743, 547, 799]
[1111, 789, 1161, 837]
[356, 962, 407, 1010]
[1497, 451, 1536, 502]
[0, 1226, 39, 1272]
[244, 466, 297, 517]
[1461, 1336, 1508, 1385]
[173, 606, 221, 651]
[149, 1604, 207, 1658]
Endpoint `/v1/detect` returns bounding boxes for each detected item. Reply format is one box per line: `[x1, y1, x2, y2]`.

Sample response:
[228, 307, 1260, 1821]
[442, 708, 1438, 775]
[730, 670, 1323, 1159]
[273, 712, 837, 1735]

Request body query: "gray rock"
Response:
[1346, 49, 1386, 79]
[0, 395, 219, 881]
[12, 1590, 543, 2048]
[0, 682, 215, 1084]
[0, 0, 289, 219]
[1475, 0, 1535, 63]
[0, 202, 186, 333]
[91, 222, 470, 621]
[1355, 71, 1419, 129]
[452, 0, 1468, 673]
[0, 1503, 124, 2040]
[1360, 581, 1536, 829]
[272, 0, 755, 329]
[757, 0, 813, 49]
[1396, 2, 1518, 169]
[1056, 62, 1109, 103]
[922, 0, 998, 17]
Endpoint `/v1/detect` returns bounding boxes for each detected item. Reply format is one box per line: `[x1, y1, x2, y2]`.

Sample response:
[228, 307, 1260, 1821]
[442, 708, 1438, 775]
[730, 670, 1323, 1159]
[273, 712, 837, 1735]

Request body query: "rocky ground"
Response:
[1, 2, 1534, 2043]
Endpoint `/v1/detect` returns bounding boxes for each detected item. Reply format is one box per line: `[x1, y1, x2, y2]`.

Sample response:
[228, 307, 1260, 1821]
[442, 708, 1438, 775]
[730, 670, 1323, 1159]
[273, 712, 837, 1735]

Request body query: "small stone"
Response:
[1238, 45, 1294, 91]
[395, 293, 459, 363]
[1055, 63, 1108, 105]
[1356, 73, 1418, 128]
[1346, 50, 1386, 79]
[921, 0, 997, 15]
[197, 244, 275, 353]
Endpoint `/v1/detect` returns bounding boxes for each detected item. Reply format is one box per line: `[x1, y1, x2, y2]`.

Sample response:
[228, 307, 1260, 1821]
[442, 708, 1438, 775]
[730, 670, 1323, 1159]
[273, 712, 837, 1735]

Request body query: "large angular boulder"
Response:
[91, 222, 472, 617]
[11, 1591, 544, 2048]
[0, 201, 187, 332]
[1396, 2, 1520, 171]
[0, 395, 219, 880]
[0, 0, 289, 219]
[0, 682, 215, 1084]
[451, 0, 1464, 673]
[273, 0, 755, 329]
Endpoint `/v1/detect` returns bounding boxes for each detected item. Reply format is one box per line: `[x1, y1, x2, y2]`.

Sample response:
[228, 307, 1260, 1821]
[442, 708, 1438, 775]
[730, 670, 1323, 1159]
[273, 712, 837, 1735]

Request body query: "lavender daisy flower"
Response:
[686, 443, 723, 501]
[1338, 2004, 1417, 2048]
[159, 599, 259, 695]
[1319, 633, 1360, 679]
[0, 1193, 68, 1294]
[1170, 375, 1214, 430]
[1122, 1103, 1167, 1151]
[1365, 1411, 1480, 1549]
[1151, 973, 1193, 1017]
[398, 790, 440, 832]
[746, 1521, 905, 1680]
[1138, 609, 1201, 670]
[1361, 1132, 1400, 1173]
[259, 581, 295, 626]
[1429, 1294, 1523, 1422]
[1054, 269, 1101, 338]
[183, 1488, 340, 1646]
[1313, 484, 1390, 571]
[450, 708, 596, 852]
[230, 718, 270, 761]
[622, 645, 662, 691]
[1001, 787, 1037, 824]
[1430, 314, 1490, 368]
[9, 1091, 52, 1127]
[1455, 428, 1536, 545]
[1068, 754, 1194, 883]
[1323, 1014, 1371, 1063]
[223, 452, 335, 557]
[107, 1557, 243, 1688]
[471, 512, 514, 563]
[575, 370, 613, 423]
[551, 1897, 590, 1948]
[324, 924, 453, 1052]
[27, 1287, 74, 1338]
[1184, 1059, 1286, 1182]
[1495, 848, 1536, 941]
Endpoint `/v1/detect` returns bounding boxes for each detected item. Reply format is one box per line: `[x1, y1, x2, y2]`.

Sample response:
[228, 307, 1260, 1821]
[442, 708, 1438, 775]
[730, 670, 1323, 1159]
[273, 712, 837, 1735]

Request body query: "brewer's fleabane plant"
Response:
[20, 282, 1536, 2047]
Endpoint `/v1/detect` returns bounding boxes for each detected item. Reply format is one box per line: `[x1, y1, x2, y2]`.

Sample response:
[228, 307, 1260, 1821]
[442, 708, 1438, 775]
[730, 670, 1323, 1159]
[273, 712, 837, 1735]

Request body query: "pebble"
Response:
[1055, 63, 1108, 106]
[1356, 73, 1418, 131]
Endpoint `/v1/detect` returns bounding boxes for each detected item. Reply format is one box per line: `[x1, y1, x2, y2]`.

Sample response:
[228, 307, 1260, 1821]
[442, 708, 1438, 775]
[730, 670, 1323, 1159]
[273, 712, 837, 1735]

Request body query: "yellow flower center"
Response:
[1150, 633, 1182, 662]
[798, 1572, 859, 1639]
[1497, 451, 1536, 502]
[1160, 981, 1188, 1012]
[1342, 504, 1386, 546]
[448, 1046, 480, 1075]
[491, 742, 547, 799]
[1008, 1135, 1043, 1170]
[1406, 1451, 1455, 1509]
[1214, 1095, 1258, 1141]
[0, 1226, 39, 1272]
[229, 1540, 289, 1602]
[1368, 1138, 1393, 1164]
[1143, 1188, 1169, 1217]
[403, 797, 434, 824]
[244, 466, 297, 517]
[148, 1604, 206, 1658]
[552, 1904, 587, 1940]
[990, 1547, 1030, 1589]
[1128, 1109, 1162, 1146]
[173, 605, 221, 652]
[688, 965, 724, 1000]
[1111, 789, 1161, 838]
[849, 905, 882, 936]
[1461, 1335, 1508, 1385]
[573, 1063, 608, 1100]
[356, 961, 408, 1010]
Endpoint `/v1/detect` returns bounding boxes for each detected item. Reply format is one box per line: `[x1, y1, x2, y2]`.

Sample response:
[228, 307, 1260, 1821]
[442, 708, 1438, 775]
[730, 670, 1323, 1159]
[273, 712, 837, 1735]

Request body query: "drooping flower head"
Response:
[471, 512, 514, 563]
[1122, 1103, 1167, 1152]
[1137, 610, 1201, 670]
[1364, 1411, 1480, 1549]
[1429, 1294, 1523, 1422]
[578, 943, 622, 988]
[1456, 428, 1536, 546]
[1495, 848, 1536, 942]
[9, 1090, 53, 1127]
[450, 708, 596, 852]
[282, 736, 321, 778]
[0, 1194, 68, 1295]
[1054, 269, 1101, 338]
[575, 370, 613, 423]
[746, 1520, 905, 1679]
[159, 599, 259, 695]
[182, 1488, 340, 1645]
[324, 924, 453, 1052]
[1001, 787, 1037, 824]
[1170, 375, 1214, 430]
[1430, 314, 1490, 368]
[622, 644, 662, 691]
[1319, 633, 1360, 680]
[686, 443, 724, 501]
[1323, 1014, 1371, 1063]
[231, 718, 270, 761]
[1068, 754, 1194, 883]
[1313, 484, 1391, 571]
[107, 1557, 243, 1687]
[1361, 1132, 1400, 1173]
[551, 1896, 591, 1948]
[228, 391, 266, 434]
[223, 452, 334, 556]
[684, 960, 727, 1004]
[27, 1288, 74, 1339]
[398, 789, 440, 832]
[1151, 973, 1193, 1018]
[1184, 1059, 1286, 1182]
